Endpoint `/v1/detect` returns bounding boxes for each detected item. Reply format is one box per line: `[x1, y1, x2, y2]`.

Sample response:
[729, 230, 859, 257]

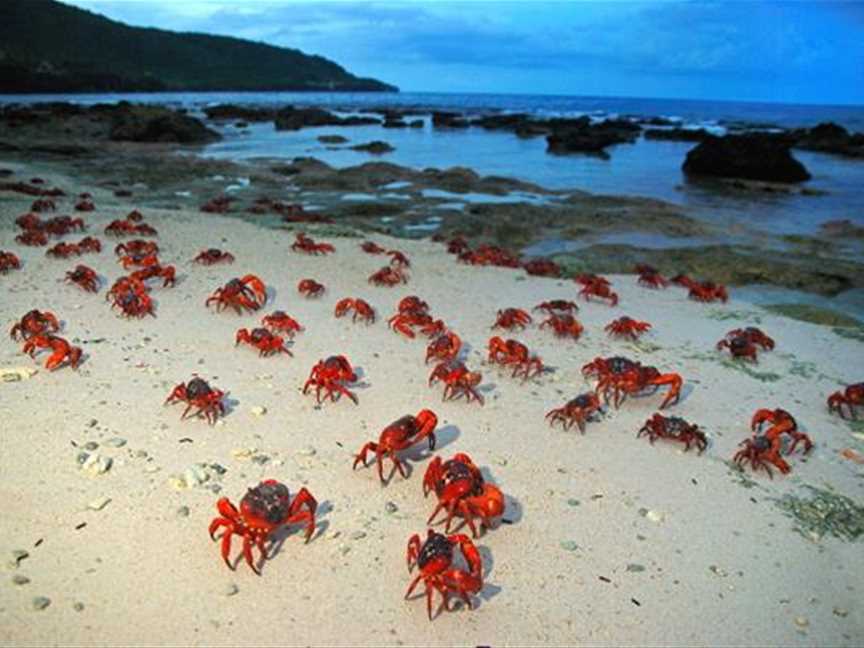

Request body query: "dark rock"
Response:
[546, 118, 640, 156]
[472, 113, 531, 131]
[682, 134, 811, 183]
[792, 122, 864, 158]
[109, 107, 220, 144]
[644, 128, 711, 142]
[382, 118, 408, 128]
[350, 140, 395, 154]
[274, 107, 379, 131]
[203, 104, 276, 122]
[318, 135, 349, 144]
[432, 111, 470, 128]
[819, 219, 864, 239]
[407, 119, 424, 128]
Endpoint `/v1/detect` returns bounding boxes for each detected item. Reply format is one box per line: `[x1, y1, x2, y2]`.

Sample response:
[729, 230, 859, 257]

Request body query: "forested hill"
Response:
[0, 0, 397, 93]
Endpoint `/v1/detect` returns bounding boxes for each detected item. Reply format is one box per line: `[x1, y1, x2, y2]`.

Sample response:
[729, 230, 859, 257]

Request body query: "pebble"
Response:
[12, 550, 29, 564]
[104, 437, 127, 448]
[83, 441, 99, 451]
[251, 455, 270, 465]
[73, 602, 85, 612]
[645, 510, 665, 523]
[297, 446, 316, 457]
[87, 496, 111, 511]
[626, 563, 646, 572]
[794, 616, 809, 628]
[223, 583, 239, 597]
[560, 540, 579, 552]
[176, 506, 190, 518]
[327, 530, 342, 540]
[833, 607, 849, 618]
[144, 465, 160, 474]
[232, 448, 255, 460]
[80, 452, 112, 476]
[567, 498, 580, 507]
[385, 502, 399, 514]
[12, 574, 30, 585]
[0, 366, 38, 382]
[32, 596, 51, 611]
[350, 531, 367, 541]
[183, 465, 210, 487]
[709, 565, 728, 577]
[250, 406, 267, 417]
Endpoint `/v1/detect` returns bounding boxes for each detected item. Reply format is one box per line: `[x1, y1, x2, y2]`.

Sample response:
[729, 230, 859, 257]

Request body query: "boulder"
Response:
[644, 128, 711, 142]
[109, 107, 220, 144]
[432, 111, 469, 128]
[546, 118, 640, 156]
[274, 107, 379, 131]
[792, 122, 864, 158]
[203, 104, 276, 122]
[682, 134, 811, 183]
[350, 140, 395, 154]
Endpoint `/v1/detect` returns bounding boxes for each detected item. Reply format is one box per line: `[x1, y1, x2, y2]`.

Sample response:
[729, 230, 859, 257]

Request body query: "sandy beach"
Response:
[1, 161, 863, 647]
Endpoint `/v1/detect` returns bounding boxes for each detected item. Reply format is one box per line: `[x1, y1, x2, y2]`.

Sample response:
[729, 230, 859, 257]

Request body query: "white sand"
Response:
[1, 166, 863, 646]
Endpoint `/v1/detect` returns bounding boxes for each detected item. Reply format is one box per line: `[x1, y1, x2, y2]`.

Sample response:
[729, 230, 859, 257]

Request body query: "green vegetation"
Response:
[774, 485, 864, 542]
[0, 0, 396, 93]
[763, 303, 864, 327]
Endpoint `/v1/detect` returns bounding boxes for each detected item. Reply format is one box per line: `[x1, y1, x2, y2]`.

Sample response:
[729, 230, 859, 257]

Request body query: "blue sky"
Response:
[65, 0, 864, 105]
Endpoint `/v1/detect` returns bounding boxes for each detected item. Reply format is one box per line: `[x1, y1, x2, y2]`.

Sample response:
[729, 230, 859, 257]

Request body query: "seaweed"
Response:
[774, 485, 864, 542]
[832, 327, 864, 343]
[726, 460, 761, 489]
[764, 304, 863, 328]
[706, 309, 762, 324]
[719, 358, 783, 382]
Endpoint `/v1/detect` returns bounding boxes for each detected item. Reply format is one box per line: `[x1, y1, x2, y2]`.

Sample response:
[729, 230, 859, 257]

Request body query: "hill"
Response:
[0, 0, 397, 93]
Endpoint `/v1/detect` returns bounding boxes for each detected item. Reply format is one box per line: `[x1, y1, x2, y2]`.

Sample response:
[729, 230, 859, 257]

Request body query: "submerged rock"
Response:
[350, 141, 395, 155]
[791, 122, 864, 158]
[682, 134, 811, 183]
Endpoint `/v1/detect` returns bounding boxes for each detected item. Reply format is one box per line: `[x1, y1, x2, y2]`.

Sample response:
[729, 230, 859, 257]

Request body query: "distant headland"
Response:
[0, 0, 398, 93]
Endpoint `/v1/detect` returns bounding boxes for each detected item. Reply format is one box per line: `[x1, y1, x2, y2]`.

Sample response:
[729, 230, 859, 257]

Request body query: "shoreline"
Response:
[2, 164, 864, 645]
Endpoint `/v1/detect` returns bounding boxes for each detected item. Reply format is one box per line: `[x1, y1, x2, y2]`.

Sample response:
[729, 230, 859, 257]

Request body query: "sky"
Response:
[64, 0, 864, 105]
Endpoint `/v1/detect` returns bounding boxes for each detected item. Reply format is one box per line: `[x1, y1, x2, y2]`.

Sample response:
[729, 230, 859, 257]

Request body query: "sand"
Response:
[1, 163, 863, 647]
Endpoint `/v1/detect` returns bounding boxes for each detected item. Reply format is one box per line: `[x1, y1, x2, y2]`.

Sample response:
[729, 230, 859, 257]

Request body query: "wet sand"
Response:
[1, 164, 863, 646]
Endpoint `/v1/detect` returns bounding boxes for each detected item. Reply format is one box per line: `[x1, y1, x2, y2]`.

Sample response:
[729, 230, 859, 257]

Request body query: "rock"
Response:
[318, 134, 348, 144]
[12, 549, 29, 564]
[297, 445, 316, 457]
[626, 563, 646, 572]
[250, 405, 267, 417]
[104, 437, 127, 448]
[0, 366, 38, 382]
[432, 111, 469, 128]
[109, 106, 220, 144]
[819, 219, 864, 239]
[176, 506, 190, 518]
[350, 531, 367, 541]
[222, 583, 239, 597]
[83, 441, 99, 451]
[203, 104, 276, 122]
[274, 106, 379, 131]
[87, 496, 111, 511]
[182, 465, 210, 487]
[12, 574, 30, 585]
[350, 141, 395, 155]
[794, 616, 809, 628]
[644, 128, 711, 142]
[560, 540, 579, 551]
[32, 596, 51, 611]
[385, 502, 398, 514]
[73, 602, 85, 612]
[472, 113, 531, 131]
[792, 122, 864, 158]
[833, 607, 849, 618]
[645, 510, 665, 523]
[682, 134, 811, 183]
[80, 452, 112, 476]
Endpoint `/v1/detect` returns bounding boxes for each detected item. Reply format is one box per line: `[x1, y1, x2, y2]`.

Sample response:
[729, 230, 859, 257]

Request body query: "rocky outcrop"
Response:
[644, 128, 711, 142]
[546, 119, 641, 157]
[432, 111, 470, 128]
[203, 104, 277, 122]
[350, 141, 395, 154]
[318, 135, 348, 144]
[274, 107, 380, 131]
[791, 122, 864, 158]
[108, 106, 220, 144]
[682, 134, 811, 183]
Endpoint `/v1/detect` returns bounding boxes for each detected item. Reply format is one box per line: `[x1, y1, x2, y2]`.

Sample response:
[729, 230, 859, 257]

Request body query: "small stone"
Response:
[87, 419, 98, 428]
[560, 540, 579, 551]
[567, 498, 580, 507]
[495, 458, 508, 466]
[350, 531, 367, 541]
[232, 448, 255, 460]
[794, 616, 809, 628]
[327, 530, 342, 540]
[251, 455, 270, 465]
[385, 502, 398, 514]
[135, 450, 149, 459]
[176, 506, 190, 518]
[833, 607, 849, 618]
[209, 484, 222, 494]
[144, 465, 160, 474]
[626, 563, 646, 572]
[32, 596, 51, 611]
[104, 437, 127, 448]
[339, 544, 351, 555]
[250, 406, 267, 417]
[223, 583, 239, 597]
[645, 510, 665, 523]
[73, 602, 85, 612]
[12, 574, 30, 585]
[168, 477, 186, 490]
[83, 441, 99, 451]
[81, 453, 112, 476]
[183, 465, 210, 487]
[297, 445, 316, 457]
[12, 550, 29, 564]
[87, 496, 111, 511]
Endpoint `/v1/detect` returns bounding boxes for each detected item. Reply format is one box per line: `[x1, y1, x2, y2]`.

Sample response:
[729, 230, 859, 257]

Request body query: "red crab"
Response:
[716, 335, 759, 362]
[10, 310, 60, 341]
[164, 377, 226, 425]
[574, 273, 611, 288]
[114, 240, 158, 258]
[303, 355, 358, 404]
[261, 311, 303, 337]
[360, 241, 386, 254]
[533, 300, 579, 316]
[200, 195, 234, 213]
[828, 383, 864, 419]
[334, 298, 376, 324]
[584, 356, 682, 410]
[522, 258, 561, 277]
[446, 237, 469, 255]
[487, 336, 543, 381]
[605, 316, 651, 340]
[64, 264, 99, 292]
[353, 409, 438, 483]
[119, 252, 159, 270]
[406, 530, 483, 621]
[398, 296, 429, 315]
[0, 251, 21, 274]
[671, 274, 695, 289]
[46, 242, 81, 258]
[491, 308, 532, 331]
[540, 313, 584, 340]
[423, 453, 505, 537]
[733, 434, 788, 478]
[22, 334, 82, 370]
[206, 275, 267, 314]
[298, 278, 325, 298]
[635, 264, 668, 289]
[30, 198, 56, 212]
[751, 408, 812, 455]
[638, 413, 707, 453]
[77, 236, 102, 254]
[389, 311, 445, 339]
[688, 281, 728, 303]
[107, 277, 155, 318]
[209, 480, 317, 574]
[235, 328, 292, 357]
[578, 279, 619, 306]
[429, 360, 484, 405]
[75, 198, 95, 212]
[369, 266, 407, 286]
[545, 393, 602, 433]
[388, 250, 410, 268]
[15, 229, 48, 246]
[425, 331, 462, 365]
[724, 327, 775, 350]
[130, 264, 176, 288]
[291, 232, 334, 255]
[193, 248, 235, 265]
